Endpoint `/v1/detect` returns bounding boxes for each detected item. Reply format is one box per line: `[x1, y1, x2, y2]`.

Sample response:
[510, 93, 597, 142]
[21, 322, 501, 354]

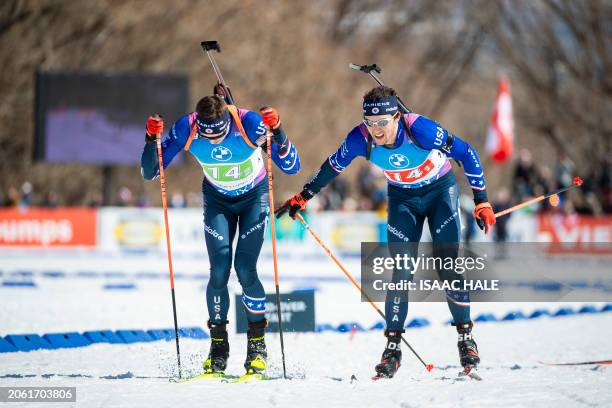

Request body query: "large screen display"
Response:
[34, 71, 189, 164]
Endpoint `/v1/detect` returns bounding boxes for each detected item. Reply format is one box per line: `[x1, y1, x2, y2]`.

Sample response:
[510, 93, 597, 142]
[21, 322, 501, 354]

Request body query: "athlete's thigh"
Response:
[203, 194, 237, 266]
[387, 195, 425, 244]
[426, 182, 461, 244]
[425, 183, 462, 281]
[386, 195, 425, 285]
[235, 188, 269, 262]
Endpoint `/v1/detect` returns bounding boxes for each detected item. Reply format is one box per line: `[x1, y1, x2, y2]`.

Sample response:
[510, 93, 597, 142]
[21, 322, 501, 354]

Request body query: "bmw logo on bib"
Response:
[389, 153, 409, 168]
[211, 146, 232, 162]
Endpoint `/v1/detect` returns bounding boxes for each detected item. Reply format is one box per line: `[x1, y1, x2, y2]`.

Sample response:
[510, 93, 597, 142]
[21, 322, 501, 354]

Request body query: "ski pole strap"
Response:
[227, 105, 257, 149]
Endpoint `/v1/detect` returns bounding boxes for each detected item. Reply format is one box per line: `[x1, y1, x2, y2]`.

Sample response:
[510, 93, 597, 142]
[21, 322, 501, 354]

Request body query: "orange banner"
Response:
[538, 214, 612, 254]
[0, 208, 97, 247]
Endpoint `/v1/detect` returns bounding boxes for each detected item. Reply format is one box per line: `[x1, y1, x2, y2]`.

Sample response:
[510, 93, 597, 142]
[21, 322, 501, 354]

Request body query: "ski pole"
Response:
[294, 213, 434, 372]
[265, 131, 288, 379]
[154, 123, 182, 379]
[494, 177, 583, 218]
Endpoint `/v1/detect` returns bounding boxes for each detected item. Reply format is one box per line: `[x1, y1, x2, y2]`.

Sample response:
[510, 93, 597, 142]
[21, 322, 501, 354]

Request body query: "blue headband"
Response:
[363, 96, 399, 116]
[196, 111, 231, 138]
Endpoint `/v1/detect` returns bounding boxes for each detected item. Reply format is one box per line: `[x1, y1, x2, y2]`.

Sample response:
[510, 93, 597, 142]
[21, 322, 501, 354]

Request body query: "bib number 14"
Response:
[205, 162, 253, 182]
[209, 166, 239, 180]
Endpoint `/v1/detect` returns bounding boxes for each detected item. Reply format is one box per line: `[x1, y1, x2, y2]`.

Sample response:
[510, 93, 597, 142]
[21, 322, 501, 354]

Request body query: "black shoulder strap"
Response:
[365, 135, 373, 160]
[358, 123, 374, 161]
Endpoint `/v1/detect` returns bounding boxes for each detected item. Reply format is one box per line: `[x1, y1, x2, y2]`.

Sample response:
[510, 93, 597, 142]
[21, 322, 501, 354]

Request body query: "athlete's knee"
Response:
[446, 290, 470, 307]
[209, 247, 232, 289]
[234, 252, 259, 287]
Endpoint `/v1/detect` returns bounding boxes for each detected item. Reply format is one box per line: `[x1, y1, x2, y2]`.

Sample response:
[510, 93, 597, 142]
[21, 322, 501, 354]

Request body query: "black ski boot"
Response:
[244, 319, 267, 374]
[374, 330, 403, 379]
[203, 321, 229, 373]
[455, 321, 480, 370]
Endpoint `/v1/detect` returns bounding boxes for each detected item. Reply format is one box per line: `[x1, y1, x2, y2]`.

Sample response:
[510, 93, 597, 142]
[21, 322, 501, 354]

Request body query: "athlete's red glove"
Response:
[275, 191, 310, 219]
[260, 107, 281, 130]
[146, 114, 164, 136]
[473, 202, 496, 234]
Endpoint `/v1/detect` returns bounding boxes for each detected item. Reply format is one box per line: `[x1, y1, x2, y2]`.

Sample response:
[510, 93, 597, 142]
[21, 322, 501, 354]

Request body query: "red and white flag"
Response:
[486, 76, 514, 163]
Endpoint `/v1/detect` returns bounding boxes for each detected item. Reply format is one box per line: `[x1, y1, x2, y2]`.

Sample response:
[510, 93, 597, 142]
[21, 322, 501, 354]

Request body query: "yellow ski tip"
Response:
[172, 372, 236, 383]
[232, 373, 266, 383]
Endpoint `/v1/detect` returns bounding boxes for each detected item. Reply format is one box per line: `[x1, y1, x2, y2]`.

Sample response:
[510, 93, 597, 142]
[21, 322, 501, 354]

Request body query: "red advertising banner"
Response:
[0, 208, 97, 247]
[538, 214, 612, 254]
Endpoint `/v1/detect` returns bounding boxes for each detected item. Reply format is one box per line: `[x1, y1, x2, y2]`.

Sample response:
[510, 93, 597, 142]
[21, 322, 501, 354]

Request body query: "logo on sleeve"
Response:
[256, 122, 267, 136]
[211, 146, 232, 162]
[434, 126, 444, 146]
[389, 153, 410, 168]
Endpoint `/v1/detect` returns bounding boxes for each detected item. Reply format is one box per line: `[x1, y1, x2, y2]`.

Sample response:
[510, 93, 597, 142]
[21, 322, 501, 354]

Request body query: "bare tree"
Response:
[0, 0, 609, 204]
[327, 0, 489, 116]
[327, 0, 611, 172]
[477, 0, 611, 169]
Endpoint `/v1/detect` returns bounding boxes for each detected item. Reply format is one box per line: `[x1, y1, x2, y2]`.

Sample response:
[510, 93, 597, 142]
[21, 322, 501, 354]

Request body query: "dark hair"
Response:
[196, 95, 227, 120]
[363, 85, 397, 100]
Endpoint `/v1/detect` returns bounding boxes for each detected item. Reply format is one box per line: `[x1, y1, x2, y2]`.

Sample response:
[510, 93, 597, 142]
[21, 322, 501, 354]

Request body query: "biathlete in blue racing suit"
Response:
[276, 86, 495, 378]
[141, 92, 300, 375]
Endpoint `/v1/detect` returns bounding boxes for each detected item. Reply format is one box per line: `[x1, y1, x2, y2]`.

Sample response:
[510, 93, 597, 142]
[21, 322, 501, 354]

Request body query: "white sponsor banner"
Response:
[98, 207, 204, 253]
[306, 212, 382, 253]
[96, 208, 383, 256]
[96, 208, 539, 255]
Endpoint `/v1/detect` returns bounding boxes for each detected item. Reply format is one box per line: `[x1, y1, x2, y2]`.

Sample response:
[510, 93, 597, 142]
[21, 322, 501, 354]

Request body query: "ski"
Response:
[371, 373, 394, 381]
[231, 372, 269, 383]
[171, 372, 239, 383]
[456, 365, 482, 381]
[540, 359, 612, 366]
[346, 373, 388, 382]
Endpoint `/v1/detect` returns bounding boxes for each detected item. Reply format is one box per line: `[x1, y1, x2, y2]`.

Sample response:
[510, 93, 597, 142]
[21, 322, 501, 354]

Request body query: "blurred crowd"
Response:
[1, 149, 610, 216]
[0, 183, 201, 209]
[510, 149, 611, 215]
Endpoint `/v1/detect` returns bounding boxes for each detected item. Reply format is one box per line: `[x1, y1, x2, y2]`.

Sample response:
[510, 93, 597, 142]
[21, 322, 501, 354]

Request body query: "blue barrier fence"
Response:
[1, 303, 610, 353]
[0, 327, 208, 353]
[0, 270, 348, 284]
[4, 271, 612, 292]
[316, 303, 612, 333]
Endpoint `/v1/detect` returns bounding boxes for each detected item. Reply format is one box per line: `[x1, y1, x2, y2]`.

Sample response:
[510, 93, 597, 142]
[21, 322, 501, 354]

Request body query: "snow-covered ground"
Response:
[1, 250, 611, 407]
